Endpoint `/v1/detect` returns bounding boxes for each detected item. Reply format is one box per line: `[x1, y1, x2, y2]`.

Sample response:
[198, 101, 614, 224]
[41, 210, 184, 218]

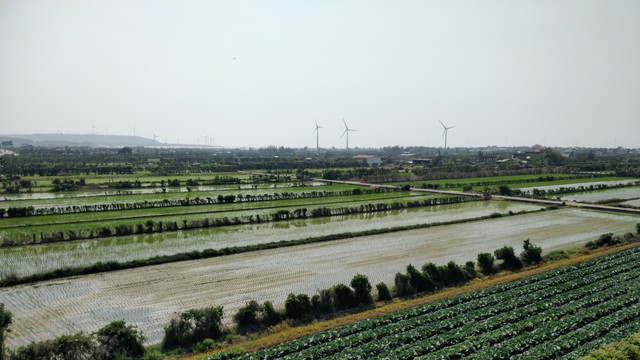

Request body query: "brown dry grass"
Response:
[176, 242, 640, 360]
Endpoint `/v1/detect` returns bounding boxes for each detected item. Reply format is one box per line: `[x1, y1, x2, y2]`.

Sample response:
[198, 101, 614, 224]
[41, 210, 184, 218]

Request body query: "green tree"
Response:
[477, 252, 496, 275]
[407, 264, 434, 292]
[422, 262, 444, 288]
[10, 333, 95, 360]
[118, 147, 133, 156]
[311, 289, 334, 315]
[443, 261, 467, 285]
[94, 320, 145, 360]
[233, 300, 262, 331]
[332, 284, 356, 310]
[261, 301, 282, 327]
[394, 272, 415, 297]
[161, 306, 224, 352]
[498, 185, 512, 196]
[350, 274, 373, 306]
[464, 261, 477, 279]
[284, 294, 312, 321]
[494, 246, 523, 271]
[375, 282, 392, 301]
[521, 239, 543, 265]
[0, 304, 11, 360]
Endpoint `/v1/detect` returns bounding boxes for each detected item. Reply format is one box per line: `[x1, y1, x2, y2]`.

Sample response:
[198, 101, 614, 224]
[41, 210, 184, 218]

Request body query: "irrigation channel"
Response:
[2, 204, 638, 347]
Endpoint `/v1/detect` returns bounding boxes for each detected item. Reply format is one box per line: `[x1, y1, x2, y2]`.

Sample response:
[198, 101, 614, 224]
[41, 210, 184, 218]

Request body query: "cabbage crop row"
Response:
[209, 246, 640, 359]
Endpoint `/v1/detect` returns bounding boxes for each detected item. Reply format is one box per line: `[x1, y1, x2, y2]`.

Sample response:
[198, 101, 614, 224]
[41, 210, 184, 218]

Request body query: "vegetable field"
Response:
[209, 246, 640, 360]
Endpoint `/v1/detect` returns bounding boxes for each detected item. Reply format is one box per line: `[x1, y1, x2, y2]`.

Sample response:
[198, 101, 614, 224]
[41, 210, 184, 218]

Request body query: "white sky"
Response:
[1, 0, 639, 149]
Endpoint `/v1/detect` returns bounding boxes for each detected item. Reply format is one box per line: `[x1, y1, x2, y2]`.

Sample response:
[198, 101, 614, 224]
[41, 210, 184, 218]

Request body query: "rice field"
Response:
[2, 207, 637, 347]
[0, 182, 349, 208]
[0, 201, 538, 278]
[559, 186, 640, 203]
[2, 172, 639, 353]
[0, 191, 435, 240]
[517, 179, 639, 193]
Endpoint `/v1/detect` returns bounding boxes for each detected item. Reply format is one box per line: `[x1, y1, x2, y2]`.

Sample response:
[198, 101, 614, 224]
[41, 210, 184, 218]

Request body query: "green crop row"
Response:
[207, 246, 640, 359]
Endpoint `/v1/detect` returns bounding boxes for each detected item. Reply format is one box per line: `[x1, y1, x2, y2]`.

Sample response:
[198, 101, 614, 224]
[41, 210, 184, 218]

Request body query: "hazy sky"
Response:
[1, 1, 639, 149]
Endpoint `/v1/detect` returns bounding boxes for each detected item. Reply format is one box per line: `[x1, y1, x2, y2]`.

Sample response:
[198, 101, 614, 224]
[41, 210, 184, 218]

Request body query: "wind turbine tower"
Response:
[439, 121, 455, 150]
[341, 119, 357, 150]
[313, 122, 322, 154]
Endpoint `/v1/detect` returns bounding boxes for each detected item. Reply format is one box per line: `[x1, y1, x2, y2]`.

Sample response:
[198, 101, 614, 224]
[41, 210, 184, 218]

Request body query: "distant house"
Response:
[353, 155, 381, 166]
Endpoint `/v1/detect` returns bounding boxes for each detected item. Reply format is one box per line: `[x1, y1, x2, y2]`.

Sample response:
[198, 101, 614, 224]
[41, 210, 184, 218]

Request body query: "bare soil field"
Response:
[2, 208, 638, 347]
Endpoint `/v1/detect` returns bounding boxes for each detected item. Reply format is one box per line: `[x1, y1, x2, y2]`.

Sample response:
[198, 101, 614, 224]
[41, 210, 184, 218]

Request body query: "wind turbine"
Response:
[152, 133, 159, 142]
[313, 121, 322, 154]
[439, 121, 455, 149]
[341, 119, 356, 150]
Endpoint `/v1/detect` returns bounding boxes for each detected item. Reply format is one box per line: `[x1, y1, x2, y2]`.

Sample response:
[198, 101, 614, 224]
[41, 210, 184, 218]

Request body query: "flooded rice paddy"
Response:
[517, 179, 639, 192]
[2, 206, 638, 347]
[559, 186, 640, 203]
[0, 201, 538, 278]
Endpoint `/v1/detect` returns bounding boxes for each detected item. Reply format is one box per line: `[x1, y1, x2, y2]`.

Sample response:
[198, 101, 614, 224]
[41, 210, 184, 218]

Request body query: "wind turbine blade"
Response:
[448, 125, 456, 130]
[343, 119, 348, 130]
[341, 129, 348, 138]
[439, 120, 446, 129]
[442, 130, 446, 140]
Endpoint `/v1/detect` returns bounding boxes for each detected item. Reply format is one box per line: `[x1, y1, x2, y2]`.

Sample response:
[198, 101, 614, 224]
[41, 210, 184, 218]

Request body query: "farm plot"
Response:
[559, 186, 640, 203]
[2, 208, 638, 347]
[0, 191, 428, 233]
[0, 182, 347, 209]
[393, 175, 627, 191]
[621, 198, 640, 207]
[0, 200, 536, 278]
[211, 246, 640, 360]
[517, 179, 639, 193]
[0, 182, 329, 201]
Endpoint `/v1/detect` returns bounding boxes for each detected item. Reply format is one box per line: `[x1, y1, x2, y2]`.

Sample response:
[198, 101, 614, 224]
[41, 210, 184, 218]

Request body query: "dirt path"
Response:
[2, 207, 637, 348]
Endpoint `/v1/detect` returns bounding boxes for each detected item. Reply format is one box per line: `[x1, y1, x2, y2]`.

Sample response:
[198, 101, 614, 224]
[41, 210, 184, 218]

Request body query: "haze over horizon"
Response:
[1, 1, 639, 149]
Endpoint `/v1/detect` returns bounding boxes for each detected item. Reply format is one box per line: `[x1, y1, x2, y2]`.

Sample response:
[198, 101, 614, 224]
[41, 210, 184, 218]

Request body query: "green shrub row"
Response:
[7, 320, 149, 360]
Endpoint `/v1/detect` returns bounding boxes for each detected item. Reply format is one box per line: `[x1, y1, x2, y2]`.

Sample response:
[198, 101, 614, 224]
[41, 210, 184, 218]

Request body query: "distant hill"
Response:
[0, 134, 161, 147]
